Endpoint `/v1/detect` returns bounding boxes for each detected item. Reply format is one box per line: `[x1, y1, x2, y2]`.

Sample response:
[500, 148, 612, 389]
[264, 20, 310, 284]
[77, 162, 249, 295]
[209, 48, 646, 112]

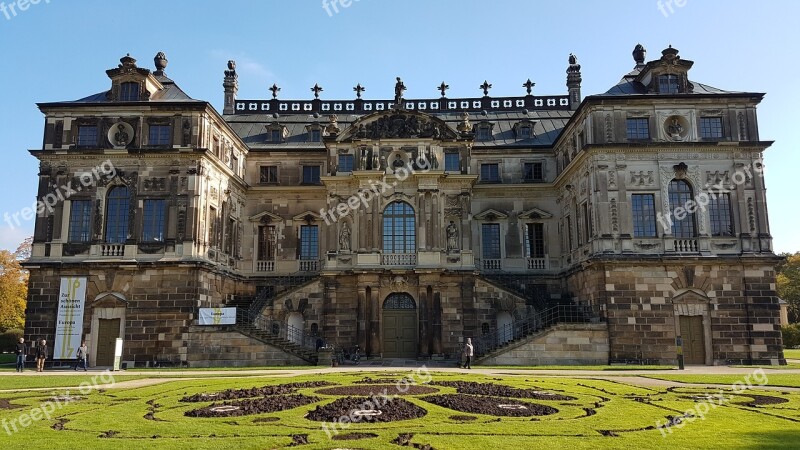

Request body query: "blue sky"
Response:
[0, 0, 797, 253]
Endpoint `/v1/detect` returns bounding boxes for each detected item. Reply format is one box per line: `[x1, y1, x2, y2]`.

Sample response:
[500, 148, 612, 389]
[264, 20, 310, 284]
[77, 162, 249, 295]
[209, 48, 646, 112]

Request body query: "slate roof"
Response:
[45, 74, 201, 105]
[596, 66, 742, 97]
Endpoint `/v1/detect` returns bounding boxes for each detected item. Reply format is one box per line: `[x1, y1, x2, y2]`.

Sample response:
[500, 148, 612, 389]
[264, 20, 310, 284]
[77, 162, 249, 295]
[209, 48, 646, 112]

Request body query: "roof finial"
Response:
[632, 44, 646, 65]
[269, 83, 280, 99]
[311, 83, 323, 99]
[438, 81, 449, 97]
[479, 80, 492, 97]
[154, 52, 168, 75]
[523, 79, 535, 95]
[353, 83, 365, 99]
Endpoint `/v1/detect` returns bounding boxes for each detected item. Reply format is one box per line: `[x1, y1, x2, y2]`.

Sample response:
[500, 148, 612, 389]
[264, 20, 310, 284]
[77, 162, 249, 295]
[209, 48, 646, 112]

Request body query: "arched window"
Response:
[382, 202, 416, 254]
[105, 186, 130, 243]
[668, 179, 696, 237]
[383, 293, 416, 310]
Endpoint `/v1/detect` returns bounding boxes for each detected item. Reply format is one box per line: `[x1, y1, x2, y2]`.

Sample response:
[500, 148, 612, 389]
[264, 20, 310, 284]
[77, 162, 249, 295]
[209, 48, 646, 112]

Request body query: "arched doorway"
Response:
[382, 293, 417, 358]
[496, 311, 513, 346]
[287, 312, 304, 345]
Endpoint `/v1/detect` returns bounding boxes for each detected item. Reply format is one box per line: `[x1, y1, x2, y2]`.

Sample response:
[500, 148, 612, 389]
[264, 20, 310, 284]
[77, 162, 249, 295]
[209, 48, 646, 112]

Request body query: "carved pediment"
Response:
[518, 207, 553, 220]
[474, 208, 508, 221]
[291, 211, 322, 223]
[338, 110, 459, 142]
[670, 288, 709, 304]
[90, 293, 128, 309]
[250, 211, 283, 223]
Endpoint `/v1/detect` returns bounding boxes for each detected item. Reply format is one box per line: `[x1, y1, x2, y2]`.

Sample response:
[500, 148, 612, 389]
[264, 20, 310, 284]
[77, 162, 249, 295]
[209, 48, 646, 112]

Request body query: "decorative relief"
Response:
[604, 114, 613, 143]
[634, 241, 660, 250]
[348, 111, 456, 140]
[706, 171, 729, 187]
[737, 112, 747, 141]
[711, 241, 737, 250]
[608, 170, 617, 189]
[108, 121, 134, 148]
[143, 177, 166, 191]
[444, 195, 462, 218]
[54, 121, 63, 148]
[609, 198, 619, 233]
[629, 171, 654, 186]
[747, 197, 756, 233]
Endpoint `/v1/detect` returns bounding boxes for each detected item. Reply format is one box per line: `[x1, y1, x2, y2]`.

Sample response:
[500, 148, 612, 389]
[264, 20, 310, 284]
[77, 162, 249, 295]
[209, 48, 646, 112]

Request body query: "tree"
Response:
[777, 252, 800, 324]
[0, 249, 28, 332]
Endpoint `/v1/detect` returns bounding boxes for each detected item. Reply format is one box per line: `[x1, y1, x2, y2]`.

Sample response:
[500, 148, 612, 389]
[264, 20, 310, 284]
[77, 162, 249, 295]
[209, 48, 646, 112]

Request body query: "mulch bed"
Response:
[315, 385, 439, 396]
[332, 432, 379, 441]
[430, 381, 575, 401]
[392, 433, 435, 449]
[421, 394, 558, 417]
[353, 376, 413, 385]
[305, 397, 428, 423]
[735, 394, 790, 407]
[252, 417, 280, 423]
[185, 394, 321, 417]
[448, 415, 478, 421]
[0, 399, 23, 410]
[180, 381, 334, 402]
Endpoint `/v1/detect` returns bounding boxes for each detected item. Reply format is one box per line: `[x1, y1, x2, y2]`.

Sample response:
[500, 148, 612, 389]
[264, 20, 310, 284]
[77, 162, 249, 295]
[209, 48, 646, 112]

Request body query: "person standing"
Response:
[36, 339, 48, 372]
[14, 338, 27, 372]
[462, 338, 474, 369]
[74, 341, 88, 371]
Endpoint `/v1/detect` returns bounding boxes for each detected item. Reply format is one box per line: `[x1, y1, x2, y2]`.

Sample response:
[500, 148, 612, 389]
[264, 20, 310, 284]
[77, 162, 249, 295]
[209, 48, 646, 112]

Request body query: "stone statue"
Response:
[339, 223, 351, 252]
[392, 154, 405, 172]
[394, 77, 406, 105]
[114, 123, 129, 147]
[668, 118, 684, 140]
[446, 221, 459, 252]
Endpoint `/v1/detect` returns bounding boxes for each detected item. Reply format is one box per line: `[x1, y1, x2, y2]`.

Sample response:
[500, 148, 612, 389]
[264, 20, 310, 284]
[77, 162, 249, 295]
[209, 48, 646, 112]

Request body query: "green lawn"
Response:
[0, 372, 797, 449]
[481, 365, 675, 371]
[0, 354, 15, 364]
[784, 348, 800, 360]
[643, 374, 800, 388]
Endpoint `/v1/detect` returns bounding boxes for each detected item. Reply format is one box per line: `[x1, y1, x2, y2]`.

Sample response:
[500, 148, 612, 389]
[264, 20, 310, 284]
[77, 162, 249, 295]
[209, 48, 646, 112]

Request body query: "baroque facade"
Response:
[23, 45, 785, 367]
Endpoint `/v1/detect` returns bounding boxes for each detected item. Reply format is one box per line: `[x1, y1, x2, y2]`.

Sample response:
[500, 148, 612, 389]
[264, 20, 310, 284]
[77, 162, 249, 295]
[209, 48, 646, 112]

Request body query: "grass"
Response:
[0, 354, 15, 364]
[480, 365, 676, 371]
[642, 374, 800, 388]
[0, 371, 797, 449]
[125, 365, 317, 372]
[784, 348, 800, 360]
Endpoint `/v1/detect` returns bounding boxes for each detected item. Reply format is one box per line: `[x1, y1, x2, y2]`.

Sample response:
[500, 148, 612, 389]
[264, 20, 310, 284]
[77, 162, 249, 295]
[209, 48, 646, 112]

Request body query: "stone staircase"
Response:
[234, 320, 319, 364]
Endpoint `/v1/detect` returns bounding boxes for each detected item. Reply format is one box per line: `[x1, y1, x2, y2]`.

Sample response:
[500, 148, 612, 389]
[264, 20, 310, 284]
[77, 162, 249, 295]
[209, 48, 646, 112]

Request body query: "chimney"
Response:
[223, 60, 238, 115]
[566, 53, 582, 110]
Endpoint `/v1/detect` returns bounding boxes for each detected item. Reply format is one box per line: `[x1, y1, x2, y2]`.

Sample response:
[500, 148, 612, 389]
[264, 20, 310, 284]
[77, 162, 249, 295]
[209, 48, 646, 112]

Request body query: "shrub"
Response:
[782, 324, 800, 349]
[0, 328, 24, 352]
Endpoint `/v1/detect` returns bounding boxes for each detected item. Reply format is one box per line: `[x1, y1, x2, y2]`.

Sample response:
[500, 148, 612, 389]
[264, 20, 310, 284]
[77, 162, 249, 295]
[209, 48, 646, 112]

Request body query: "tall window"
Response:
[338, 154, 354, 172]
[658, 74, 680, 94]
[444, 152, 460, 172]
[302, 165, 321, 184]
[709, 193, 734, 236]
[382, 201, 416, 254]
[523, 162, 544, 181]
[631, 194, 657, 237]
[149, 125, 171, 146]
[119, 82, 140, 101]
[257, 225, 276, 260]
[208, 207, 218, 248]
[299, 225, 319, 260]
[68, 200, 92, 243]
[524, 223, 545, 258]
[77, 125, 98, 147]
[668, 179, 697, 237]
[700, 117, 723, 139]
[141, 199, 166, 242]
[104, 187, 130, 244]
[481, 224, 501, 259]
[259, 166, 278, 184]
[626, 118, 650, 140]
[480, 163, 500, 182]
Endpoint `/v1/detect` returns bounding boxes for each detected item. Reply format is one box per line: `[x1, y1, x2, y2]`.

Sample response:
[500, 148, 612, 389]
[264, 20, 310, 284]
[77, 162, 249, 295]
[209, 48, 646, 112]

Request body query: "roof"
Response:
[596, 66, 743, 97]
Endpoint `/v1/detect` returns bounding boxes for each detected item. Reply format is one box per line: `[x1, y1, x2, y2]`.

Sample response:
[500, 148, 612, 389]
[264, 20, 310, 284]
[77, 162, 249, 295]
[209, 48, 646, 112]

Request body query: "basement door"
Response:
[95, 318, 120, 366]
[679, 315, 706, 365]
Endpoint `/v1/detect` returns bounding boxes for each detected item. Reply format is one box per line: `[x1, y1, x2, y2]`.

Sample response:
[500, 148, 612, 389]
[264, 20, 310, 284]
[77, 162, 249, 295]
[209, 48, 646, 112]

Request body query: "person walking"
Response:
[462, 338, 474, 369]
[74, 341, 88, 371]
[14, 338, 27, 372]
[35, 339, 48, 372]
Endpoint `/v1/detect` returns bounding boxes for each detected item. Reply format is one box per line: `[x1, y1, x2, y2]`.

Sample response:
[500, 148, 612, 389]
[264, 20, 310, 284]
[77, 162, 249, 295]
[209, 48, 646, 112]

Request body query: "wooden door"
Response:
[679, 315, 705, 365]
[96, 319, 120, 366]
[382, 310, 417, 358]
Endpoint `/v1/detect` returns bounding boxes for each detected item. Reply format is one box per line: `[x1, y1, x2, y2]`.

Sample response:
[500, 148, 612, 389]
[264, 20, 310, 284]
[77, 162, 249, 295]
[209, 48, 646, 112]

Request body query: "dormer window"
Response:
[477, 127, 491, 141]
[518, 126, 532, 139]
[120, 82, 140, 101]
[513, 121, 536, 139]
[310, 129, 321, 142]
[266, 123, 287, 143]
[271, 129, 283, 142]
[658, 74, 680, 94]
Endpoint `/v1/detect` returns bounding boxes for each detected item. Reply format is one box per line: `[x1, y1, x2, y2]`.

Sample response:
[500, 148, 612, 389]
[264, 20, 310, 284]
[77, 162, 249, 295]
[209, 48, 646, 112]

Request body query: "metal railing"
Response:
[235, 309, 325, 353]
[472, 303, 604, 358]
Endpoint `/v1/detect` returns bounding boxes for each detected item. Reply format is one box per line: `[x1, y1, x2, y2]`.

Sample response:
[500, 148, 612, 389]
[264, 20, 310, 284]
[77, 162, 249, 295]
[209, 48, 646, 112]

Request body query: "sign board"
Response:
[113, 338, 123, 371]
[53, 277, 87, 359]
[199, 308, 237, 325]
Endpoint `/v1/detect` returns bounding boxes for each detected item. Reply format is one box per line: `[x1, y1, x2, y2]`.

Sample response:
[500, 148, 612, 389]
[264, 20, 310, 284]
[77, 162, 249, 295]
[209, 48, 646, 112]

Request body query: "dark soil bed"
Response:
[315, 385, 439, 396]
[252, 417, 280, 423]
[735, 394, 790, 407]
[332, 432, 379, 440]
[185, 394, 321, 417]
[422, 394, 558, 417]
[305, 396, 427, 423]
[448, 415, 478, 421]
[430, 381, 575, 401]
[180, 381, 334, 402]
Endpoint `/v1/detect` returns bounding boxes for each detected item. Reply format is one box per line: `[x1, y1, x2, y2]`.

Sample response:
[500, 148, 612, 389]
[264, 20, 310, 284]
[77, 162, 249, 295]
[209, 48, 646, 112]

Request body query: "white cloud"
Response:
[0, 226, 32, 252]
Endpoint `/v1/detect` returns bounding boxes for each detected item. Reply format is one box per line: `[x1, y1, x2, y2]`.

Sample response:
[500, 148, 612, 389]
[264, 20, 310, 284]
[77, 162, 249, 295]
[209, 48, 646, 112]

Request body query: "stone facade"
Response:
[478, 324, 609, 366]
[23, 45, 785, 367]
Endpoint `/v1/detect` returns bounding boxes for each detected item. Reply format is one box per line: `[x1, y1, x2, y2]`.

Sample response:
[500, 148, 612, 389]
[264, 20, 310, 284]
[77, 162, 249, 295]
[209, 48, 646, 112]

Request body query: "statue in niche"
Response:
[667, 117, 684, 141]
[339, 222, 351, 252]
[113, 123, 129, 147]
[446, 221, 459, 252]
[392, 154, 405, 171]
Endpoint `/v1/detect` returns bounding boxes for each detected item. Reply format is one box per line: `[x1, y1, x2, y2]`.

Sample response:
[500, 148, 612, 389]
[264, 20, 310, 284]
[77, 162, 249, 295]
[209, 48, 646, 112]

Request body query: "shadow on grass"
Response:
[736, 430, 800, 449]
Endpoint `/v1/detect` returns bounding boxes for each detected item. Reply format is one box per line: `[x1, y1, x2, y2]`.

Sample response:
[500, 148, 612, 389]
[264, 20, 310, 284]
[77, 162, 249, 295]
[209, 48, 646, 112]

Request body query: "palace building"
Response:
[23, 45, 786, 367]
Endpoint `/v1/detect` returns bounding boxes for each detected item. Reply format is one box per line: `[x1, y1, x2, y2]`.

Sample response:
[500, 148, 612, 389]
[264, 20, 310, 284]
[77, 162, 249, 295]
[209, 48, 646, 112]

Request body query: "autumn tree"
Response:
[777, 252, 800, 324]
[0, 247, 28, 332]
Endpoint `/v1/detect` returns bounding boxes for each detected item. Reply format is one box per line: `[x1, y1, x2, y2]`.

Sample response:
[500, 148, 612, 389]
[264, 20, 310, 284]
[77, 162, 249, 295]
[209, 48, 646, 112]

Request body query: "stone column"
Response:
[432, 290, 443, 354]
[369, 286, 381, 355]
[418, 286, 430, 356]
[432, 193, 440, 250]
[418, 192, 427, 250]
[357, 287, 367, 351]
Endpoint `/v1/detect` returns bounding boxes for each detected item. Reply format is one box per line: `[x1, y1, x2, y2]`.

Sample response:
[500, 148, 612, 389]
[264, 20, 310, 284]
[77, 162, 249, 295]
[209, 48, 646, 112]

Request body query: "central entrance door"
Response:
[679, 315, 706, 365]
[382, 293, 417, 358]
[96, 318, 120, 366]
